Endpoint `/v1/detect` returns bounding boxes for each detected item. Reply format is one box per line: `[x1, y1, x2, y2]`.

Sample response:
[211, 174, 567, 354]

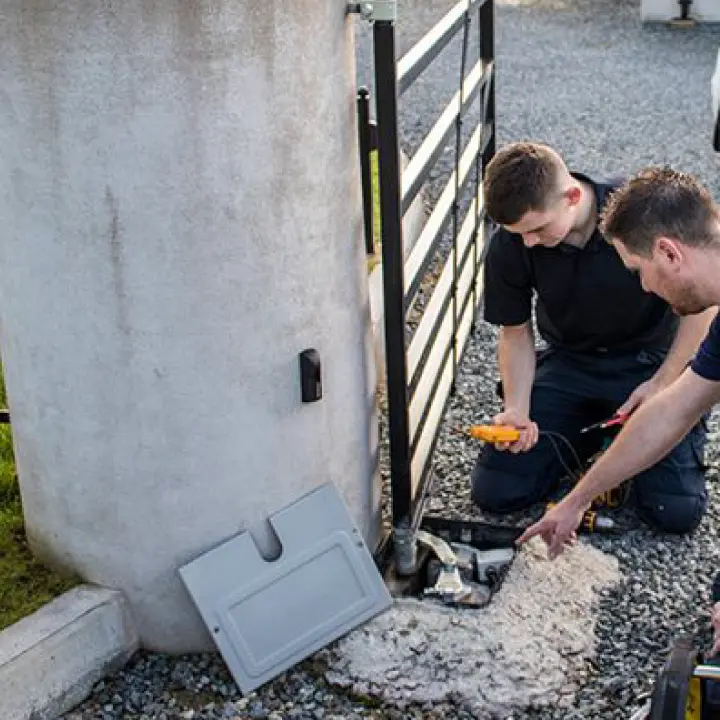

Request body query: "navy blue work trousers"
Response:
[471, 348, 708, 534]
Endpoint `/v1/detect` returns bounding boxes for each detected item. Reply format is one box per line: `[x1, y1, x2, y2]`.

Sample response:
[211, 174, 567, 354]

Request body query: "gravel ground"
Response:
[62, 2, 720, 719]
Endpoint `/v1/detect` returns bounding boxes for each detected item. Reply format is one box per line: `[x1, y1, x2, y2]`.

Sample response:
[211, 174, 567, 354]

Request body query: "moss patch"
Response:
[0, 367, 78, 631]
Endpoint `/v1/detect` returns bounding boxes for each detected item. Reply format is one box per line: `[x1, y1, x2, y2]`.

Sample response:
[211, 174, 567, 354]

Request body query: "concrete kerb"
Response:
[0, 585, 139, 720]
[368, 150, 428, 382]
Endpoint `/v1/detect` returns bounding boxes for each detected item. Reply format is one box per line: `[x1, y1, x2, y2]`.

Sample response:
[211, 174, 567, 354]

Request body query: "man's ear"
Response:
[564, 185, 582, 207]
[654, 236, 684, 268]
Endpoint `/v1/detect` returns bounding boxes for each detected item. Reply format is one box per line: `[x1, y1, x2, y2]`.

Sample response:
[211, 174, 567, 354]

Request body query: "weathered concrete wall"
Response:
[642, 0, 720, 22]
[0, 1, 380, 652]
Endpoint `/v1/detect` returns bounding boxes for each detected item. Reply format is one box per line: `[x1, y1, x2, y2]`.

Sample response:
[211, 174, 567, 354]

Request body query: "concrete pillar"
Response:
[0, 1, 380, 652]
[642, 0, 720, 22]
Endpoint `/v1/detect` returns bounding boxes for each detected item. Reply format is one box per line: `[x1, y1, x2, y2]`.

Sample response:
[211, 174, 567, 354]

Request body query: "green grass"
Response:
[0, 367, 77, 631]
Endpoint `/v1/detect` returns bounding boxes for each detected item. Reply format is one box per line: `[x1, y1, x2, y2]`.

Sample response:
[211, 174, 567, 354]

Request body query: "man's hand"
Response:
[616, 377, 664, 418]
[492, 407, 538, 453]
[517, 497, 587, 560]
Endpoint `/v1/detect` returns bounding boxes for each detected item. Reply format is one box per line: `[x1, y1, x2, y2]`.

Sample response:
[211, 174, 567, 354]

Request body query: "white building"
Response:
[642, 0, 720, 23]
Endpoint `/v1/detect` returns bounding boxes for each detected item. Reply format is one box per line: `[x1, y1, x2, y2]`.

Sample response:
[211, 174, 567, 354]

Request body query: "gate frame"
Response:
[356, 0, 497, 561]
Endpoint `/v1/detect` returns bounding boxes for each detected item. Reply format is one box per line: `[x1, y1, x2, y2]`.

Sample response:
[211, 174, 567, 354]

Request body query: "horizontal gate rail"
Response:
[397, 0, 489, 96]
[372, 0, 495, 532]
[411, 276, 476, 482]
[409, 202, 482, 447]
[408, 186, 483, 396]
[401, 57, 493, 216]
[404, 121, 492, 309]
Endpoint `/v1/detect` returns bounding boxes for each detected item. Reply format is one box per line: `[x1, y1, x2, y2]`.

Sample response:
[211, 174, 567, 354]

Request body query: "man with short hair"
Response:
[473, 143, 714, 534]
[519, 166, 720, 556]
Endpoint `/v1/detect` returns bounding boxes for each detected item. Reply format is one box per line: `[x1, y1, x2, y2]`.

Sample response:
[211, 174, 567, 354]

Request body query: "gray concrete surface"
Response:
[0, 0, 379, 652]
[46, 1, 720, 719]
[0, 586, 138, 720]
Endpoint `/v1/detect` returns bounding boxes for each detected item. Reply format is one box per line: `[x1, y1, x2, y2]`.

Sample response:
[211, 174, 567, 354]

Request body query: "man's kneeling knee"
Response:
[471, 462, 545, 513]
[637, 493, 707, 534]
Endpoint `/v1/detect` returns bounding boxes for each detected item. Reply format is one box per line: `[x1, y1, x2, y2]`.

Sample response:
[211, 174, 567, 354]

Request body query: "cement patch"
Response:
[325, 538, 620, 718]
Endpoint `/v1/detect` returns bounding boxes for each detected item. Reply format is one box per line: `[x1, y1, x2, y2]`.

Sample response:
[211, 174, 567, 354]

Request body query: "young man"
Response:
[519, 166, 720, 557]
[473, 143, 714, 533]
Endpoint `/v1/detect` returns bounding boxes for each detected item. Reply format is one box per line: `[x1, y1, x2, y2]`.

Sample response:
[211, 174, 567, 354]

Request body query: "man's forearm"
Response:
[565, 375, 706, 510]
[654, 309, 716, 386]
[498, 323, 536, 414]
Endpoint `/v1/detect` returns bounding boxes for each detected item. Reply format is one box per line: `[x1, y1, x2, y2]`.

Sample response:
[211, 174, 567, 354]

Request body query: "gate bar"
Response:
[373, 18, 413, 527]
[357, 87, 376, 255]
[480, 0, 496, 162]
[401, 58, 491, 216]
[450, 7, 472, 390]
[398, 0, 488, 96]
[404, 121, 491, 309]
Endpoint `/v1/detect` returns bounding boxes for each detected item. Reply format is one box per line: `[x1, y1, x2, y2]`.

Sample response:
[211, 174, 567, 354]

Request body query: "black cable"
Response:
[538, 430, 585, 481]
[453, 425, 588, 481]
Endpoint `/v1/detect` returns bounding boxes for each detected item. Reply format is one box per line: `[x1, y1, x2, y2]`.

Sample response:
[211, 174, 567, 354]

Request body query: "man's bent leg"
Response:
[471, 354, 606, 512]
[633, 421, 708, 534]
[471, 445, 564, 512]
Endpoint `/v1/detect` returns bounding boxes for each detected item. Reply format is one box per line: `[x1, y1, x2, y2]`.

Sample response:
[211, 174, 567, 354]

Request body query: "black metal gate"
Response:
[357, 0, 496, 550]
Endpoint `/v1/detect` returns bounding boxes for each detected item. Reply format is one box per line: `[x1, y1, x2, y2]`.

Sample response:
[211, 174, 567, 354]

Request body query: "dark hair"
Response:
[483, 142, 563, 225]
[600, 167, 720, 256]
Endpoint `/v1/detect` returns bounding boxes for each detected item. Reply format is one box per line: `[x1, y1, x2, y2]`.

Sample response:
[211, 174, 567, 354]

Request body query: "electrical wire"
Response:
[538, 430, 586, 482]
[453, 425, 587, 481]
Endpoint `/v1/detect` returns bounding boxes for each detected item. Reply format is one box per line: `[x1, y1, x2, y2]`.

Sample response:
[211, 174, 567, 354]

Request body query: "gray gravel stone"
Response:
[60, 1, 720, 719]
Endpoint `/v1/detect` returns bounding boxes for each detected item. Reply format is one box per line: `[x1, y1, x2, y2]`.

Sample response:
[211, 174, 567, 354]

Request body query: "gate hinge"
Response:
[347, 0, 397, 22]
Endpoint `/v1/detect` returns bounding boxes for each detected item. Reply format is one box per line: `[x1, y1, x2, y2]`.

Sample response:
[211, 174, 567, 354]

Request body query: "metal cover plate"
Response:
[179, 482, 392, 693]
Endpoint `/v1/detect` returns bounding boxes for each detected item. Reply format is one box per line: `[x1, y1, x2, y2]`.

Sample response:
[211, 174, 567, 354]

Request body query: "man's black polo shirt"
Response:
[482, 173, 678, 354]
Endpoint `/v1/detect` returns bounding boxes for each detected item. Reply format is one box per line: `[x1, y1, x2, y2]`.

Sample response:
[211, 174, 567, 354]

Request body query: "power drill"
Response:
[546, 501, 617, 534]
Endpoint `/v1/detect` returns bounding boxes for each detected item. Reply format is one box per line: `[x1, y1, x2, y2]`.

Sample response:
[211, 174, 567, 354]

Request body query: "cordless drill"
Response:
[545, 501, 617, 534]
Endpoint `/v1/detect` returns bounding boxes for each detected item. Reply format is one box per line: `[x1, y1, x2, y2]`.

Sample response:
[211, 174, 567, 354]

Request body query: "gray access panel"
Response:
[179, 482, 392, 694]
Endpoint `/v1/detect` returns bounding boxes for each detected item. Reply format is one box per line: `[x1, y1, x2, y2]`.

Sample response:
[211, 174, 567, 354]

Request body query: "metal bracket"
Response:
[347, 0, 396, 22]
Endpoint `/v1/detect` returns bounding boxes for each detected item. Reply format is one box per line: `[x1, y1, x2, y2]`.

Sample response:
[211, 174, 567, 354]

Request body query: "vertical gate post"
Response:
[480, 0, 496, 166]
[357, 87, 376, 256]
[373, 15, 413, 529]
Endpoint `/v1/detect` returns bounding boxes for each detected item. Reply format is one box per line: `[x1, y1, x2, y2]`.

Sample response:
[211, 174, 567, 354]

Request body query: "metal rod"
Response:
[409, 224, 476, 436]
[397, 0, 485, 96]
[471, 9, 484, 325]
[408, 186, 481, 389]
[410, 238, 477, 497]
[409, 285, 454, 396]
[357, 87, 376, 256]
[373, 19, 413, 528]
[404, 122, 485, 311]
[410, 467, 436, 532]
[479, 0, 496, 165]
[401, 57, 489, 215]
[450, 6, 472, 393]
[410, 323, 454, 454]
